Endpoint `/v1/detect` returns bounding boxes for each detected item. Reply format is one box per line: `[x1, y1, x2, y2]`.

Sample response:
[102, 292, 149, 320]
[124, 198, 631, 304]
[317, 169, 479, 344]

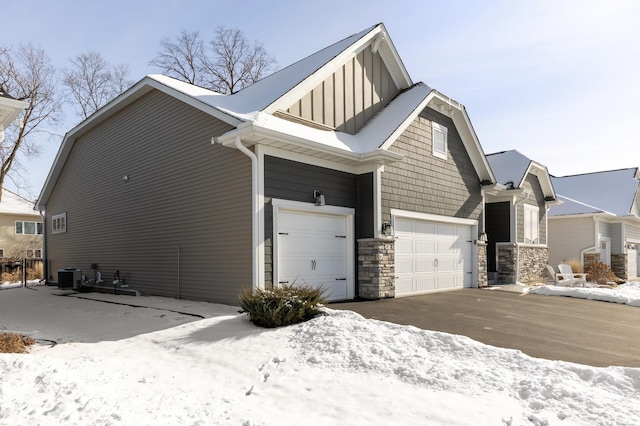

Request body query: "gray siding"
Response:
[263, 156, 364, 287]
[381, 107, 482, 223]
[548, 216, 595, 267]
[517, 174, 547, 244]
[45, 90, 251, 305]
[611, 222, 624, 254]
[283, 48, 399, 135]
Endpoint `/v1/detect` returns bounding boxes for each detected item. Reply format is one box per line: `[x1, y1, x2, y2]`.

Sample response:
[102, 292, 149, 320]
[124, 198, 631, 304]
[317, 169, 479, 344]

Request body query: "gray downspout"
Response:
[40, 210, 48, 283]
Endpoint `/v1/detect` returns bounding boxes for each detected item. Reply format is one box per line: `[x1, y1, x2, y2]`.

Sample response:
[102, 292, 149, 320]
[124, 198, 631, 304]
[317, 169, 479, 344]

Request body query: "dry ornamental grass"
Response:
[0, 332, 36, 353]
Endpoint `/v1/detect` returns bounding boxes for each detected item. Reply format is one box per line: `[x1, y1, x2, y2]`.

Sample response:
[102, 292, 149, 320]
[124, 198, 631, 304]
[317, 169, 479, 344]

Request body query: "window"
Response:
[52, 213, 67, 234]
[432, 122, 448, 160]
[15, 220, 43, 235]
[26, 249, 42, 258]
[524, 204, 539, 244]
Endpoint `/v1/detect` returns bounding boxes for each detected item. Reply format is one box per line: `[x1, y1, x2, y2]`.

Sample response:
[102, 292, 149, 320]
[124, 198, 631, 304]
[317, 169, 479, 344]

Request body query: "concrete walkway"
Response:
[332, 288, 640, 367]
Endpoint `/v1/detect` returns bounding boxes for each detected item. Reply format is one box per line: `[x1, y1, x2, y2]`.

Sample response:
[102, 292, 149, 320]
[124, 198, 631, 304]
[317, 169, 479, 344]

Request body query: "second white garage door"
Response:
[395, 216, 473, 296]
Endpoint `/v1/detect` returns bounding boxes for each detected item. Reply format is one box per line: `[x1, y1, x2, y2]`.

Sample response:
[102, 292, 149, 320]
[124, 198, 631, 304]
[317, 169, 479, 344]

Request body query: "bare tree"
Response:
[61, 51, 134, 120]
[150, 27, 277, 94]
[0, 44, 62, 202]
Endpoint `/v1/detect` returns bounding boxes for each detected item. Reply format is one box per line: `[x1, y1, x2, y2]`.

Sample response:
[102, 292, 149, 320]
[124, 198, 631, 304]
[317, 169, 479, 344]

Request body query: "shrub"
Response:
[586, 261, 622, 285]
[0, 332, 35, 354]
[567, 259, 584, 273]
[239, 284, 326, 328]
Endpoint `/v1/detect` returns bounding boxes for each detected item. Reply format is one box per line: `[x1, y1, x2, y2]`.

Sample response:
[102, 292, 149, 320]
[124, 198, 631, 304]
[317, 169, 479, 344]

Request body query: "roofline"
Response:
[552, 166, 640, 179]
[264, 23, 413, 115]
[36, 76, 245, 210]
[523, 160, 557, 200]
[215, 122, 404, 166]
[388, 89, 495, 183]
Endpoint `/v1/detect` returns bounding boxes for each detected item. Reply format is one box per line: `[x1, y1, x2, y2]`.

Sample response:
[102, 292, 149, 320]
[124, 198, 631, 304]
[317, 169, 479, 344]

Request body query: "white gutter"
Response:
[212, 135, 259, 290]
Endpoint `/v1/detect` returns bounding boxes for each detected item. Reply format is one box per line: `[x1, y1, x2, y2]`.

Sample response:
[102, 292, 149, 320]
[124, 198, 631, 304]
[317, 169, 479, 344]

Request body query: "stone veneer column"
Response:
[518, 246, 549, 283]
[357, 238, 395, 299]
[477, 241, 488, 287]
[611, 253, 627, 280]
[583, 253, 601, 273]
[497, 244, 516, 284]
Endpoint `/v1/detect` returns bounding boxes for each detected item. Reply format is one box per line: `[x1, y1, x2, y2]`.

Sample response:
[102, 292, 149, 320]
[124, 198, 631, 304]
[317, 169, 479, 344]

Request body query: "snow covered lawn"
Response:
[2, 290, 640, 425]
[529, 281, 640, 307]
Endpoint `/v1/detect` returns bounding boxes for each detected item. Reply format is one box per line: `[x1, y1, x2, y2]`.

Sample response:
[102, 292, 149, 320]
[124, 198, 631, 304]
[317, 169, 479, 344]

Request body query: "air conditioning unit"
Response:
[58, 268, 82, 290]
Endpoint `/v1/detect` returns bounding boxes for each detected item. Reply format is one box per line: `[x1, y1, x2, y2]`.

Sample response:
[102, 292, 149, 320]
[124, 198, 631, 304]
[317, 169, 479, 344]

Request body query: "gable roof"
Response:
[485, 150, 555, 199]
[550, 168, 640, 217]
[37, 23, 495, 210]
[0, 188, 37, 215]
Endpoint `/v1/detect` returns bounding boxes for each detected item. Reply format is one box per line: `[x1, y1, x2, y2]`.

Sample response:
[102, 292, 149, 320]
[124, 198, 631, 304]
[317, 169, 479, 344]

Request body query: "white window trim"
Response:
[523, 204, 539, 245]
[52, 213, 67, 234]
[432, 122, 448, 160]
[15, 220, 43, 235]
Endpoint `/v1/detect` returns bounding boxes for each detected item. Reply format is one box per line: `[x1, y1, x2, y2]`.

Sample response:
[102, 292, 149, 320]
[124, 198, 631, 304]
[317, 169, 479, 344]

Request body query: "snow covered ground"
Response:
[2, 285, 640, 425]
[528, 281, 640, 307]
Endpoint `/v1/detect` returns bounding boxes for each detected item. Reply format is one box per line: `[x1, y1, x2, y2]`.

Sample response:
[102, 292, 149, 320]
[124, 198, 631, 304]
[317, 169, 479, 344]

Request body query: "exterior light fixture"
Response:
[313, 190, 325, 206]
[122, 174, 129, 182]
[382, 222, 393, 236]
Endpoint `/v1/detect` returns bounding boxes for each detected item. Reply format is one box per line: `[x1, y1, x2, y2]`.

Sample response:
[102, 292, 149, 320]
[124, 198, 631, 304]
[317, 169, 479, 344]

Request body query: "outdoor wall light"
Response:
[122, 174, 129, 182]
[313, 190, 325, 206]
[382, 222, 393, 236]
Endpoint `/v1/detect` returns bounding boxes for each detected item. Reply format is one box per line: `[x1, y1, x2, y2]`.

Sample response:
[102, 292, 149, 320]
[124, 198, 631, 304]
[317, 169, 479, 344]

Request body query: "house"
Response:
[484, 150, 558, 284]
[548, 168, 640, 280]
[35, 23, 495, 304]
[0, 188, 43, 259]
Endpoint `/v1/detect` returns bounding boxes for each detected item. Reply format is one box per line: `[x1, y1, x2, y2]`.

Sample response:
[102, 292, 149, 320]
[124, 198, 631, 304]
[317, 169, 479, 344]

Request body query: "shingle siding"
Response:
[45, 89, 251, 304]
[381, 107, 482, 222]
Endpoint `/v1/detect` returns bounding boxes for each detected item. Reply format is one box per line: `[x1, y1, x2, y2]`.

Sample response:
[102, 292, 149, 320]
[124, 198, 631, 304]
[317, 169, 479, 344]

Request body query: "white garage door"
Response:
[395, 217, 473, 296]
[628, 245, 638, 278]
[276, 209, 353, 301]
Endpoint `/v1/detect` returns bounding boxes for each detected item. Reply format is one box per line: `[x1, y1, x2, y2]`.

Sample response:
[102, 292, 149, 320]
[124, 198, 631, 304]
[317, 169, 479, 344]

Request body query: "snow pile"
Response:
[2, 305, 640, 425]
[529, 281, 640, 307]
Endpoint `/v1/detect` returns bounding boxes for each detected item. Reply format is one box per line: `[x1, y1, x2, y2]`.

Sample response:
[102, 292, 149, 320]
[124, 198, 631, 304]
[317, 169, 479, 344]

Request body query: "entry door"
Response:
[395, 217, 473, 296]
[277, 209, 353, 301]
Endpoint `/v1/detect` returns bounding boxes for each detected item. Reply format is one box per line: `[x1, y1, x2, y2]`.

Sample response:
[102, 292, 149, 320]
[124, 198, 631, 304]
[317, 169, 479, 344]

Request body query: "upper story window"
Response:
[524, 204, 539, 244]
[52, 213, 67, 234]
[15, 221, 43, 235]
[432, 122, 448, 160]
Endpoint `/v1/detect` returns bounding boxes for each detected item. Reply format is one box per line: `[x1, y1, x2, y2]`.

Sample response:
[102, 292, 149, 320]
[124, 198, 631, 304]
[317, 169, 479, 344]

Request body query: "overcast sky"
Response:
[2, 0, 639, 199]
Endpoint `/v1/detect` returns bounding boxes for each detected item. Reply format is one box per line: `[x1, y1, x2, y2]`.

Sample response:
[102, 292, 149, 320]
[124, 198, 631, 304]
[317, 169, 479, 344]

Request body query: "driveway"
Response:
[333, 288, 640, 367]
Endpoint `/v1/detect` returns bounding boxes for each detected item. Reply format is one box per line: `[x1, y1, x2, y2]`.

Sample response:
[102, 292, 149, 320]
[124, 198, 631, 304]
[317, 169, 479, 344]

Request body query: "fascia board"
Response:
[523, 161, 557, 200]
[0, 97, 28, 129]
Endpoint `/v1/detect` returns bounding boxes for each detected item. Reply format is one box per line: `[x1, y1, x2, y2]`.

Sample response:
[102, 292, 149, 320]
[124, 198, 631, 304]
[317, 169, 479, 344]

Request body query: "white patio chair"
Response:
[546, 264, 574, 287]
[558, 264, 588, 287]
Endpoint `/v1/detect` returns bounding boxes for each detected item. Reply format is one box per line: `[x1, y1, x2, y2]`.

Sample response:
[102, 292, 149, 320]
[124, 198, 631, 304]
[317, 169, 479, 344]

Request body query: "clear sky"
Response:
[2, 0, 639, 199]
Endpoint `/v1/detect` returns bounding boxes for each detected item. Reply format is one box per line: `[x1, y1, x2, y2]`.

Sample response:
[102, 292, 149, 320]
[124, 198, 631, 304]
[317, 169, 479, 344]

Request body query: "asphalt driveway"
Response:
[333, 288, 640, 367]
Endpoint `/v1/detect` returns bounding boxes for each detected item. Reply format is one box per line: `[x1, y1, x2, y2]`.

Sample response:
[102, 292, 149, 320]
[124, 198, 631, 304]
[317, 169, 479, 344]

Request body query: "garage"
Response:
[274, 206, 355, 301]
[394, 215, 474, 296]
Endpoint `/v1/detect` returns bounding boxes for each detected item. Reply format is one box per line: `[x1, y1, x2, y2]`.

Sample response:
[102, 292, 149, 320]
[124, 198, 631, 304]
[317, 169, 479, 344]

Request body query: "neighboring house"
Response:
[548, 168, 640, 279]
[36, 23, 495, 304]
[0, 87, 27, 144]
[484, 150, 558, 284]
[0, 188, 43, 259]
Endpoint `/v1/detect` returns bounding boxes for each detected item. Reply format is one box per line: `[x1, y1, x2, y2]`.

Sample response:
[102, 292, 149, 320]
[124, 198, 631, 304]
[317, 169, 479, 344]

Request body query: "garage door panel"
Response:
[277, 209, 352, 301]
[395, 216, 474, 296]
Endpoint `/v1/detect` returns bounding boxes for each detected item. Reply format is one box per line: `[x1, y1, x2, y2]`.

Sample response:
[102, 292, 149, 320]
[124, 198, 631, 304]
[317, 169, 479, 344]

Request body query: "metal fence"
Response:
[0, 258, 45, 288]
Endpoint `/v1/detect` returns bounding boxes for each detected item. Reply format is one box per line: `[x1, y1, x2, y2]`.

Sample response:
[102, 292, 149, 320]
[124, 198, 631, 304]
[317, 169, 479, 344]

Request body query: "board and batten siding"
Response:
[516, 174, 547, 245]
[263, 156, 368, 288]
[45, 89, 251, 305]
[381, 107, 482, 223]
[282, 48, 399, 135]
[547, 216, 595, 268]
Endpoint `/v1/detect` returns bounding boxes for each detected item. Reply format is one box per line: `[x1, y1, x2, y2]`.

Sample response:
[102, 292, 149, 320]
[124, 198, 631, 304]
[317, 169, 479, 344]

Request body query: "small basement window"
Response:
[52, 213, 67, 234]
[432, 122, 448, 160]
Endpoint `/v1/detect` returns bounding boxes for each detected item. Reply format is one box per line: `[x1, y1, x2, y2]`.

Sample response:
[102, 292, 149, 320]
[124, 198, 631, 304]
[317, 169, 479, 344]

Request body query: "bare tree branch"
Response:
[0, 44, 62, 202]
[61, 51, 134, 120]
[150, 26, 277, 94]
